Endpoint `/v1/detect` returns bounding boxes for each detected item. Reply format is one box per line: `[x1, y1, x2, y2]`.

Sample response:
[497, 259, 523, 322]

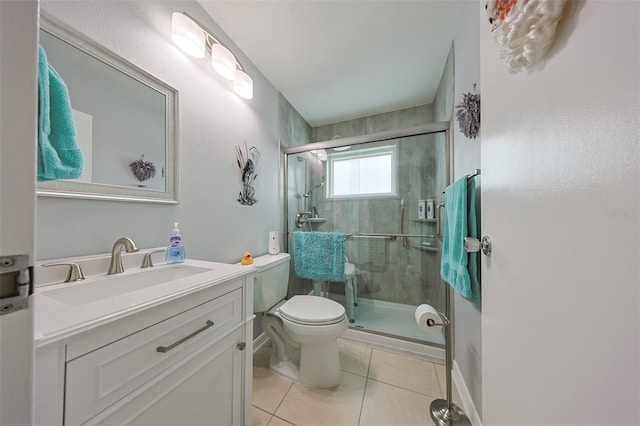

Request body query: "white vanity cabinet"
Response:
[34, 263, 254, 426]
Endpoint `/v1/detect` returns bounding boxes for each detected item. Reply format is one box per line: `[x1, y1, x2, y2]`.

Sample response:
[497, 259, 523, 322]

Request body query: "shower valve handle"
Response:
[295, 211, 312, 229]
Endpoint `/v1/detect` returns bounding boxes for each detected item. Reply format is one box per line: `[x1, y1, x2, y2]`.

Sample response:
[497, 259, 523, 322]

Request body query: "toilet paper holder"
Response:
[424, 309, 471, 425]
[425, 312, 450, 328]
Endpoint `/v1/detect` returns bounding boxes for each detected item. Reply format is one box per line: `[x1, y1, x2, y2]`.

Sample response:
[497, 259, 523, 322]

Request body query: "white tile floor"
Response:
[252, 339, 463, 426]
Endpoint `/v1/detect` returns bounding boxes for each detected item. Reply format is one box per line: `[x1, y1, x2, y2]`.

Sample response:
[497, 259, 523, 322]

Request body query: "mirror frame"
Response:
[37, 13, 179, 204]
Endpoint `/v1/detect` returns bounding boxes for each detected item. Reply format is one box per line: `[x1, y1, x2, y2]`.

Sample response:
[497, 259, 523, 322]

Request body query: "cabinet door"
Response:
[86, 328, 245, 426]
[66, 288, 242, 424]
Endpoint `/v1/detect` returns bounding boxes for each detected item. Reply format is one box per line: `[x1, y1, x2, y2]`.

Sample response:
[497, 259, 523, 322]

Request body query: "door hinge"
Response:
[0, 255, 33, 315]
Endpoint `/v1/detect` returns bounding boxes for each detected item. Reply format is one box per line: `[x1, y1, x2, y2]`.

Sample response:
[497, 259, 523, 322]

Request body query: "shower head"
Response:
[303, 176, 325, 198]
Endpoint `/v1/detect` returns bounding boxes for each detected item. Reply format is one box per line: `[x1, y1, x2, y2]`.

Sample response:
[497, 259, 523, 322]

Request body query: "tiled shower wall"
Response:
[311, 105, 433, 142]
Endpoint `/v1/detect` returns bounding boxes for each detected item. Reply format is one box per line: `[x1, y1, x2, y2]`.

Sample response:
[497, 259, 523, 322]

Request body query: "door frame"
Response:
[0, 1, 39, 424]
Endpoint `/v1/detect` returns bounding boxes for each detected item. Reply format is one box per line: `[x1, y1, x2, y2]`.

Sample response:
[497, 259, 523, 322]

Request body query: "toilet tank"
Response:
[251, 253, 290, 313]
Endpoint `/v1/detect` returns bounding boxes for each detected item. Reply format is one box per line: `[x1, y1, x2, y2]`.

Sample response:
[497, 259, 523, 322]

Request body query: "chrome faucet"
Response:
[107, 237, 140, 275]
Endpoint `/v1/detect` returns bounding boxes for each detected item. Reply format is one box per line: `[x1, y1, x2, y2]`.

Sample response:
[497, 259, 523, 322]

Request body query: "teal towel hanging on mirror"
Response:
[37, 44, 83, 182]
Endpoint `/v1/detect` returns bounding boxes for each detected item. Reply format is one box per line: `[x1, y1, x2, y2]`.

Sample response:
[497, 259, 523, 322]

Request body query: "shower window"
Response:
[327, 145, 397, 198]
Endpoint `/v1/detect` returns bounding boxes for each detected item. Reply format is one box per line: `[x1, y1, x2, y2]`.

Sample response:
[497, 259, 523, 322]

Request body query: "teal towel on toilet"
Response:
[37, 45, 83, 181]
[293, 231, 346, 282]
[440, 176, 480, 304]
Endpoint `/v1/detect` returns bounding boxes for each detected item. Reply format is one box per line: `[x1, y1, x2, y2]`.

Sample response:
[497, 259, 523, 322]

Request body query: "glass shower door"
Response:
[285, 128, 448, 346]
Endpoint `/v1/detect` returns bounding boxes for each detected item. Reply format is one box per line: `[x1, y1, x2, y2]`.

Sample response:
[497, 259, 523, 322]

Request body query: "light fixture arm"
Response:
[181, 11, 248, 72]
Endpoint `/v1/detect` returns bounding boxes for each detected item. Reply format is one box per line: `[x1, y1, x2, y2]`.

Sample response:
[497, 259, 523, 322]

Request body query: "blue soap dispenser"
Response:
[166, 222, 185, 264]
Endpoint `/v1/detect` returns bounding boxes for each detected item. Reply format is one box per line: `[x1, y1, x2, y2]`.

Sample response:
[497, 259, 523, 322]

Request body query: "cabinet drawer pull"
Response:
[156, 320, 214, 353]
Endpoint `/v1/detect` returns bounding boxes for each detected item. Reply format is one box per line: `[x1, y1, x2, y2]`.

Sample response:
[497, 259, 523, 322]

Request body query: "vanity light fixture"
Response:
[171, 12, 253, 99]
[210, 43, 237, 80]
[233, 70, 254, 100]
[171, 12, 206, 58]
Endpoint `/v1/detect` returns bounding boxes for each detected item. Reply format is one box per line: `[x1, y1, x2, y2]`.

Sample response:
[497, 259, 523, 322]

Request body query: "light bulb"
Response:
[233, 69, 253, 99]
[171, 13, 205, 59]
[211, 44, 237, 80]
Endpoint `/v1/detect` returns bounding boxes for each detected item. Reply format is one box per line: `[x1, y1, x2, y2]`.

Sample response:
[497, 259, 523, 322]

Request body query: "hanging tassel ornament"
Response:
[129, 155, 157, 182]
[456, 84, 480, 140]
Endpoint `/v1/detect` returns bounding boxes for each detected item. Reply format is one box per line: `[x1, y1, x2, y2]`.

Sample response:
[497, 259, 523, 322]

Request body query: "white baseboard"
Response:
[452, 360, 482, 426]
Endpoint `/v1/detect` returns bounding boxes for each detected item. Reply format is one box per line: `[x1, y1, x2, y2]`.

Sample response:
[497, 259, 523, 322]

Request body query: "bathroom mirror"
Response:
[37, 13, 179, 204]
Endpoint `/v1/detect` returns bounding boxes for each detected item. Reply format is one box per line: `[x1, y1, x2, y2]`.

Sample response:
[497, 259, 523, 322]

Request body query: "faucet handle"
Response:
[140, 249, 166, 268]
[42, 262, 85, 282]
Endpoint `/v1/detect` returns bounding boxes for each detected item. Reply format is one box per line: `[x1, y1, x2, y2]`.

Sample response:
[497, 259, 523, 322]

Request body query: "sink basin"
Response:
[40, 265, 212, 306]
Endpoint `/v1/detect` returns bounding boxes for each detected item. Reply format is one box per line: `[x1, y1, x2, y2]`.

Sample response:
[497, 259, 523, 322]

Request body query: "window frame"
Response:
[326, 144, 398, 199]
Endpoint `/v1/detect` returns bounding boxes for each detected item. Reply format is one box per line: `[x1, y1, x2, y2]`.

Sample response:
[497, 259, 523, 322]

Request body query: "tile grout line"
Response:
[272, 380, 295, 418]
[369, 348, 444, 399]
[252, 404, 273, 424]
[357, 377, 370, 426]
[270, 413, 296, 426]
[357, 345, 375, 425]
[433, 362, 445, 399]
[365, 376, 443, 400]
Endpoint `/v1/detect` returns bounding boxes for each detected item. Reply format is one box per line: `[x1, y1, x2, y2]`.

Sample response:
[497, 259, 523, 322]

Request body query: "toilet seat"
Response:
[278, 295, 346, 326]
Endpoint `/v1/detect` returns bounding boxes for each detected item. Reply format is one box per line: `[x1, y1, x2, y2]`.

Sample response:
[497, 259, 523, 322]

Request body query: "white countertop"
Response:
[34, 259, 255, 348]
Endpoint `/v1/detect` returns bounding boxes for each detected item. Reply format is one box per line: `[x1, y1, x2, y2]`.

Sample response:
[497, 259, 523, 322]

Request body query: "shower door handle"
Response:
[436, 201, 445, 240]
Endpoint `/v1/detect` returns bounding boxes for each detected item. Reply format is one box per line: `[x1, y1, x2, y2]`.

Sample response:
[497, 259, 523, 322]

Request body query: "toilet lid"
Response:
[279, 295, 345, 325]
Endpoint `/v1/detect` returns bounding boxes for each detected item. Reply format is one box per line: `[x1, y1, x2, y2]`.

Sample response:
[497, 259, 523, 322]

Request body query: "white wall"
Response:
[37, 1, 281, 263]
[451, 1, 482, 420]
[481, 1, 639, 424]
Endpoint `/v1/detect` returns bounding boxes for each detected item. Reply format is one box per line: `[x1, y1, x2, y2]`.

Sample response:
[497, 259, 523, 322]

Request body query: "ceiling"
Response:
[198, 1, 468, 127]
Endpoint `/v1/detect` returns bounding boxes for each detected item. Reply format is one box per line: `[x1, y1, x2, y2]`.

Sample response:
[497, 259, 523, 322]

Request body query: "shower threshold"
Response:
[328, 294, 445, 361]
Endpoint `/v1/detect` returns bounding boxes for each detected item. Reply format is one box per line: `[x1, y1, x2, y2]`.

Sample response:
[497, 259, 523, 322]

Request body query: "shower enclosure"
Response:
[283, 123, 450, 347]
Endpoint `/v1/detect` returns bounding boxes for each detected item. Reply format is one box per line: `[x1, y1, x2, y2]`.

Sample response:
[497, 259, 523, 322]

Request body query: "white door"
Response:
[480, 1, 639, 424]
[0, 1, 39, 424]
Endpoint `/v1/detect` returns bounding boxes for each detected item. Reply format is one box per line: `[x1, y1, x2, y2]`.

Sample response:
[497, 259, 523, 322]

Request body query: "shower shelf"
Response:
[412, 218, 437, 223]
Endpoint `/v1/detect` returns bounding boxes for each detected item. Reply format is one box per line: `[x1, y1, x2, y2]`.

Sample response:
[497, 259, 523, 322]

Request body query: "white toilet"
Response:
[252, 253, 348, 387]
